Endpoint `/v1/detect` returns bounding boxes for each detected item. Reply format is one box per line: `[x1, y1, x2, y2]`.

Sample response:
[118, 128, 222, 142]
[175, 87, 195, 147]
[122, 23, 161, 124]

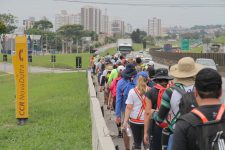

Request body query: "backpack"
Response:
[171, 86, 198, 116]
[154, 83, 171, 128]
[168, 86, 198, 132]
[181, 104, 225, 150]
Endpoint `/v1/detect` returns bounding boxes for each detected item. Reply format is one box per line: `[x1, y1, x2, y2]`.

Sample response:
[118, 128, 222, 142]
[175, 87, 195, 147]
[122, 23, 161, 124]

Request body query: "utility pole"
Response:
[46, 34, 48, 54]
[76, 37, 78, 54]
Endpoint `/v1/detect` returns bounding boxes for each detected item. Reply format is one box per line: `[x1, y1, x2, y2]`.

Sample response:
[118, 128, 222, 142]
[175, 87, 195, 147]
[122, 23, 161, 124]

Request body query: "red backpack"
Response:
[154, 83, 172, 128]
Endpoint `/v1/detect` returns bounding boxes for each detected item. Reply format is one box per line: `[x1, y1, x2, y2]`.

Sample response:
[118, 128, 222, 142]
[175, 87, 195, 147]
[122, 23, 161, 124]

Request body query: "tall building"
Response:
[110, 19, 125, 36]
[100, 9, 109, 34]
[55, 10, 81, 30]
[23, 17, 35, 30]
[81, 6, 102, 34]
[148, 17, 162, 37]
[125, 23, 133, 34]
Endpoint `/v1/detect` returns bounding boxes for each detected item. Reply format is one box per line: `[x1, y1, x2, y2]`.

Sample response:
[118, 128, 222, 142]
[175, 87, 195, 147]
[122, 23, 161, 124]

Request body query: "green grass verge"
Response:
[214, 36, 225, 44]
[0, 53, 90, 69]
[0, 72, 7, 75]
[0, 72, 91, 150]
[100, 47, 117, 56]
[133, 43, 143, 51]
[189, 46, 203, 53]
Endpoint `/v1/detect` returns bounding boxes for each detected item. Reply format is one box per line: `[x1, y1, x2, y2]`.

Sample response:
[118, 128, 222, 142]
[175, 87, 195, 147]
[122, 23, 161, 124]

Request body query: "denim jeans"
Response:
[167, 134, 173, 150]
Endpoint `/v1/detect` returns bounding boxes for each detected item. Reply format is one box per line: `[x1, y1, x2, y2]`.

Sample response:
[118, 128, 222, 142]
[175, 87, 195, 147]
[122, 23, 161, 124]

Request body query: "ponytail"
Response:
[137, 76, 147, 95]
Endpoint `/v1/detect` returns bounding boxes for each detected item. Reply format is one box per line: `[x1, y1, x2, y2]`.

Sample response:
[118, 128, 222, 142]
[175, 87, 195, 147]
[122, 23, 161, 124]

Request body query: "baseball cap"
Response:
[195, 68, 222, 92]
[117, 65, 125, 72]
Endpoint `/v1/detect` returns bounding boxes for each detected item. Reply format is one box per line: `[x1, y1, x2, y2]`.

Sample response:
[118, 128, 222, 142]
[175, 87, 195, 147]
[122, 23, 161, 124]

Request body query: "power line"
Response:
[54, 0, 225, 7]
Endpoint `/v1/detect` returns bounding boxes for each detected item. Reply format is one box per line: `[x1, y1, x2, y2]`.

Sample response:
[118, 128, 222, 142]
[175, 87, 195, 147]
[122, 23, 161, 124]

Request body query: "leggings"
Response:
[130, 122, 145, 149]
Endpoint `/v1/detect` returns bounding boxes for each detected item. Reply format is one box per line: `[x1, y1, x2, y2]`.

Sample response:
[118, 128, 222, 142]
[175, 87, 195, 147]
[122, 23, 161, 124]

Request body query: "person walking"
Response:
[115, 63, 137, 150]
[123, 72, 149, 150]
[144, 68, 173, 150]
[152, 57, 202, 150]
[172, 68, 225, 150]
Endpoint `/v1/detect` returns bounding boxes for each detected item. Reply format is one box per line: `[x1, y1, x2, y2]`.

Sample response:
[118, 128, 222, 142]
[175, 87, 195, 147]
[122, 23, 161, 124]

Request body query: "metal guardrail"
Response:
[87, 71, 115, 150]
[150, 51, 225, 66]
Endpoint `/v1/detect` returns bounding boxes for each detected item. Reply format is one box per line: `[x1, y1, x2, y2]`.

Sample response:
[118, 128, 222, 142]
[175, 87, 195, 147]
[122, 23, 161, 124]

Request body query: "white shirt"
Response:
[126, 88, 145, 124]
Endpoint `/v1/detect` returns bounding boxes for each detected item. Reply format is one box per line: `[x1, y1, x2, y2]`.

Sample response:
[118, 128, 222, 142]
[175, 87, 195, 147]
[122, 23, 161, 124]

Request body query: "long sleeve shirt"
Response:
[115, 75, 137, 118]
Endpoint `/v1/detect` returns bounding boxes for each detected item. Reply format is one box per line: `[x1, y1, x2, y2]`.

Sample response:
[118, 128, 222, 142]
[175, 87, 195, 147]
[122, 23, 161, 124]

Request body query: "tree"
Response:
[0, 13, 16, 33]
[33, 20, 53, 31]
[131, 29, 147, 43]
[57, 24, 84, 53]
[0, 21, 6, 34]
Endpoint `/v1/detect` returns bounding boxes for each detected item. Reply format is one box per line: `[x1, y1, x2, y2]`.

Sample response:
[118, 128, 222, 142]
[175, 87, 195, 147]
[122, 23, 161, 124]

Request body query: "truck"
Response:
[117, 38, 133, 56]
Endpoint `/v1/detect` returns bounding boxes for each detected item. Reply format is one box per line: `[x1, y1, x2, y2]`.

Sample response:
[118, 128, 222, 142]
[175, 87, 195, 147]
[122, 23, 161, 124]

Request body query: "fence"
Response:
[150, 51, 225, 66]
[87, 71, 115, 150]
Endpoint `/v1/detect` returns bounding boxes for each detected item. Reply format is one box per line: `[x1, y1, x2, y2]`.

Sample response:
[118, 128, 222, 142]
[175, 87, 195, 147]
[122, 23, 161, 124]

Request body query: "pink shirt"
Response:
[109, 77, 122, 97]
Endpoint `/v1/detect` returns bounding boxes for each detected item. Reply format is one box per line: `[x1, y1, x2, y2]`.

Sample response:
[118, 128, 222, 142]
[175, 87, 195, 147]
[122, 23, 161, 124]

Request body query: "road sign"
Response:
[76, 56, 82, 69]
[3, 54, 7, 62]
[181, 39, 190, 50]
[12, 36, 29, 124]
[28, 55, 32, 62]
[51, 55, 56, 63]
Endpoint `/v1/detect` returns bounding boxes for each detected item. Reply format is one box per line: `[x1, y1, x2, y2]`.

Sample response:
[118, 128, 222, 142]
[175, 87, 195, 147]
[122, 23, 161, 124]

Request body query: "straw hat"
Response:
[170, 57, 203, 78]
[106, 65, 113, 71]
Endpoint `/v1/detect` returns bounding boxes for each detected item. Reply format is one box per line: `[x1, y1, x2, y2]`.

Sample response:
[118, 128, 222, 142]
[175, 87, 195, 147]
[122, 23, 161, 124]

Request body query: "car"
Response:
[196, 58, 218, 71]
[142, 57, 154, 66]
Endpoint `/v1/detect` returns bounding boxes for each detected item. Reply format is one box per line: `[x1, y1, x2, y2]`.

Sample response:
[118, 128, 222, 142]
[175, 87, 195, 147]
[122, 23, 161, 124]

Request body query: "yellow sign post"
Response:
[12, 36, 29, 125]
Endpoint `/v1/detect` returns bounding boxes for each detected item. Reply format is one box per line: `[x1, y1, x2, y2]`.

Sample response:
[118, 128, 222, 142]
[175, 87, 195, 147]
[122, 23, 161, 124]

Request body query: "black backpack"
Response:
[171, 86, 198, 116]
[181, 104, 225, 150]
[167, 86, 198, 132]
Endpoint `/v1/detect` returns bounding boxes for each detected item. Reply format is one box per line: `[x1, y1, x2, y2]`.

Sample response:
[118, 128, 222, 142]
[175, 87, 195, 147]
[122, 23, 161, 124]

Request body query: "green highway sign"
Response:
[181, 39, 190, 50]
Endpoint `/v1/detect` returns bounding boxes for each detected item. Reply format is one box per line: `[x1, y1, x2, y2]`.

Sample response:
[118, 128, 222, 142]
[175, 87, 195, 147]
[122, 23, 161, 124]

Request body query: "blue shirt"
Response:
[115, 77, 136, 118]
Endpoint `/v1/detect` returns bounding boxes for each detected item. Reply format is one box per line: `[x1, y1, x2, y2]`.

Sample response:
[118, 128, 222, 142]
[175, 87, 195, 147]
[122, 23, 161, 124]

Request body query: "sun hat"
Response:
[106, 65, 113, 71]
[195, 68, 222, 92]
[170, 57, 203, 78]
[122, 63, 137, 78]
[117, 65, 125, 72]
[153, 68, 173, 80]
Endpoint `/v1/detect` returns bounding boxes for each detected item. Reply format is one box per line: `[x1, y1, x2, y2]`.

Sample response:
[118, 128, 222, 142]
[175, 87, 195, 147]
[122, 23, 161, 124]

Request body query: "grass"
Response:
[0, 72, 7, 75]
[133, 43, 143, 51]
[0, 72, 91, 150]
[100, 47, 117, 56]
[0, 53, 91, 69]
[214, 36, 225, 44]
[189, 46, 203, 53]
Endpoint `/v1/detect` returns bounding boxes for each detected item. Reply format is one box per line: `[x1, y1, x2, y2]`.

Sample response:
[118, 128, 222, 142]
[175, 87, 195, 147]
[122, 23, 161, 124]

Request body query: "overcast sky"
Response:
[1, 0, 225, 29]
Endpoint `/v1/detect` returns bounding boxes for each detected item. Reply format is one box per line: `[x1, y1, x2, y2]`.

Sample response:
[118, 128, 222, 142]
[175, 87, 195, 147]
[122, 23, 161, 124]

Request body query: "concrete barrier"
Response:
[88, 71, 115, 150]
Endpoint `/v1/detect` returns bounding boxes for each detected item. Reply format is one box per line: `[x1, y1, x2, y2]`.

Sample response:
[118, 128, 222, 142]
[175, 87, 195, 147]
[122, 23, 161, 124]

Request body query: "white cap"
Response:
[148, 61, 154, 66]
[117, 65, 125, 72]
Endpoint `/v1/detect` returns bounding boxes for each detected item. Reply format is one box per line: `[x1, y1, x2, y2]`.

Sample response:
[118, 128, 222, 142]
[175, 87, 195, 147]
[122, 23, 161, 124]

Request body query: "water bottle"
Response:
[126, 127, 132, 137]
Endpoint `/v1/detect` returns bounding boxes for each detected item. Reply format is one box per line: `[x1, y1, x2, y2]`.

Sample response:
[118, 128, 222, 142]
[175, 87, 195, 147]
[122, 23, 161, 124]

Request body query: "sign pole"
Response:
[12, 36, 29, 125]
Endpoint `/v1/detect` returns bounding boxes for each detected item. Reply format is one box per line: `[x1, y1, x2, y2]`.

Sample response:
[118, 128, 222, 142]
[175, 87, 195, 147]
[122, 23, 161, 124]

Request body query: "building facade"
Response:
[125, 23, 133, 34]
[55, 10, 81, 30]
[148, 17, 162, 37]
[81, 6, 102, 34]
[110, 19, 125, 36]
[23, 17, 35, 30]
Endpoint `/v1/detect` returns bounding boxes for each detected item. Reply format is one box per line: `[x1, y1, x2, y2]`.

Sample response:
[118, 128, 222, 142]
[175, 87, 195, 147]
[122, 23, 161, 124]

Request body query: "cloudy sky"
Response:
[1, 0, 225, 29]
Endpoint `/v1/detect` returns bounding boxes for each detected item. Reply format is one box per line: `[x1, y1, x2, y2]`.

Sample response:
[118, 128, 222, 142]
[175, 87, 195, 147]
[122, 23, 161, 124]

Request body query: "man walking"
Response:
[152, 57, 203, 150]
[172, 68, 225, 150]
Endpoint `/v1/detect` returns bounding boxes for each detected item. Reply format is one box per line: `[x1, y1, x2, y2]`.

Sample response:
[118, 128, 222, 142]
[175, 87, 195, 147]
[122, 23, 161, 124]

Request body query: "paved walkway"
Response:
[0, 63, 86, 74]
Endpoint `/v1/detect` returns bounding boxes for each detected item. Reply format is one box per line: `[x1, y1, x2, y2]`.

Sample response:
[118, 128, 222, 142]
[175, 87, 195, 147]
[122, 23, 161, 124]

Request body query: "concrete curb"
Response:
[88, 71, 115, 150]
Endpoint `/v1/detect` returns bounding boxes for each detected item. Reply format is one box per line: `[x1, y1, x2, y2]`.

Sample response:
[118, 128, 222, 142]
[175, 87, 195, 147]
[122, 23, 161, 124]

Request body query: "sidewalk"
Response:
[93, 75, 128, 150]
